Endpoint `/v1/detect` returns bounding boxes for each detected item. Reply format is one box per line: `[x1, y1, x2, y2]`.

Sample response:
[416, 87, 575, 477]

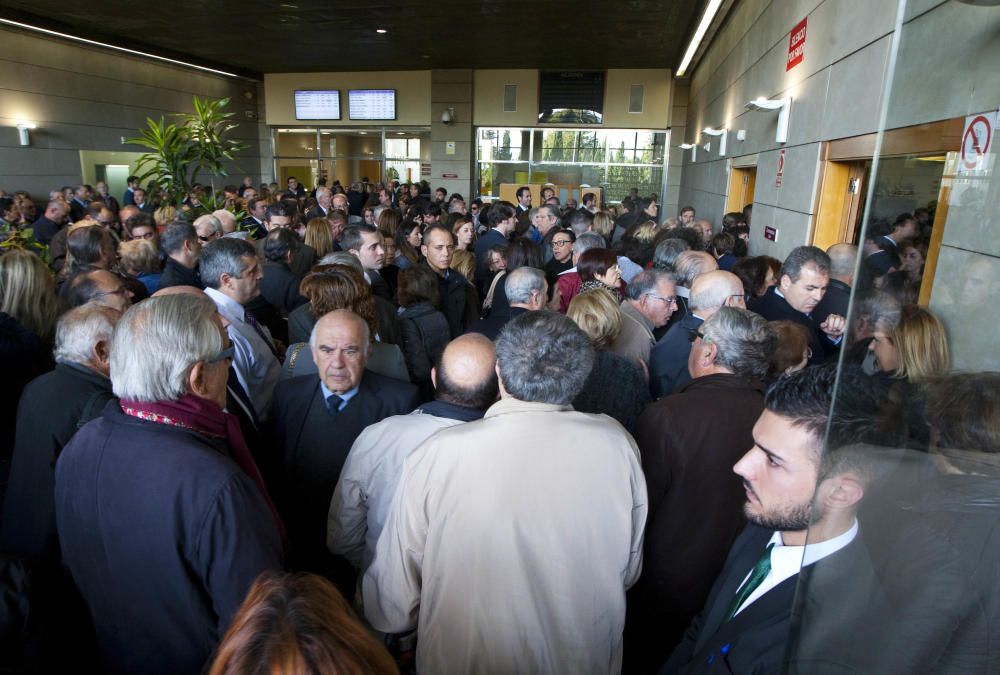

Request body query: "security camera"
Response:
[441, 108, 454, 125]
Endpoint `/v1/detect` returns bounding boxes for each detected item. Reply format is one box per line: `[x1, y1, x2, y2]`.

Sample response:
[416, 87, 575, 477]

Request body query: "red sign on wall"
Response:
[775, 149, 785, 188]
[787, 17, 807, 71]
[764, 226, 778, 242]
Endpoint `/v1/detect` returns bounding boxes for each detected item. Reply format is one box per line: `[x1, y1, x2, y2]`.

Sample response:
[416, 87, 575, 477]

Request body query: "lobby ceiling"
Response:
[0, 0, 711, 78]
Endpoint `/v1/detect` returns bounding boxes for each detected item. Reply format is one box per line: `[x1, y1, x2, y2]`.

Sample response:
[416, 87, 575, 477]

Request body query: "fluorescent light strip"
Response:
[0, 17, 240, 78]
[676, 0, 724, 78]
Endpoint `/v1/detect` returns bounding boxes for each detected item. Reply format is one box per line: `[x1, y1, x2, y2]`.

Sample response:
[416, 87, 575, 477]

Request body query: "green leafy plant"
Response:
[127, 97, 248, 208]
[0, 227, 50, 264]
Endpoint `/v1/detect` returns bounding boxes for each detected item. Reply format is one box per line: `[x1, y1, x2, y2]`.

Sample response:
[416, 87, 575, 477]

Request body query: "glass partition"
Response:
[475, 127, 668, 203]
[787, 2, 1000, 672]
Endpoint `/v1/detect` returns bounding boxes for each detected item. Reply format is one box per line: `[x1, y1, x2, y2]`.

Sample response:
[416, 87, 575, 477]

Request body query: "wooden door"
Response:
[812, 160, 868, 249]
[726, 166, 757, 214]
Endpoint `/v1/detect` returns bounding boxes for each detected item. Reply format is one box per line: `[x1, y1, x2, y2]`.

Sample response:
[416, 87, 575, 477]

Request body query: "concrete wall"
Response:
[431, 70, 474, 200]
[678, 0, 898, 259]
[0, 26, 267, 202]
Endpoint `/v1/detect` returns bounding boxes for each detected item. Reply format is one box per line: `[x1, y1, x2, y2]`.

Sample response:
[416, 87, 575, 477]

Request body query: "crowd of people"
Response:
[0, 175, 995, 675]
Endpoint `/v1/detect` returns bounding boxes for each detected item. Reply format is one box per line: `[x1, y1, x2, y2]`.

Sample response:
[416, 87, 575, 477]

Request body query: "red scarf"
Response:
[120, 394, 286, 543]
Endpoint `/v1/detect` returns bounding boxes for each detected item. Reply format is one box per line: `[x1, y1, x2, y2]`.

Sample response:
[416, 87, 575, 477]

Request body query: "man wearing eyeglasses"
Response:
[649, 270, 746, 399]
[612, 269, 678, 369]
[628, 307, 776, 672]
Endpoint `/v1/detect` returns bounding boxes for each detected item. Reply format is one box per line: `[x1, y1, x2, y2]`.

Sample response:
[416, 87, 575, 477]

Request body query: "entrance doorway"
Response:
[813, 159, 870, 250]
[726, 165, 756, 214]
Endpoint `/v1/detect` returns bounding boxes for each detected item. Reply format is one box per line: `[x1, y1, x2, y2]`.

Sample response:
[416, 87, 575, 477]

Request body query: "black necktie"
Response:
[325, 393, 343, 414]
[244, 310, 278, 357]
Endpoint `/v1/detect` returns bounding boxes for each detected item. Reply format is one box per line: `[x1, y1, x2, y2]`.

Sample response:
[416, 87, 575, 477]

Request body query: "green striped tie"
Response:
[724, 543, 776, 622]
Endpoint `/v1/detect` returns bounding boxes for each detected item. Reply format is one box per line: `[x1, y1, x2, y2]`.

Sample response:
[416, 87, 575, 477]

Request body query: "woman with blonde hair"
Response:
[119, 238, 162, 295]
[209, 571, 397, 675]
[451, 249, 475, 285]
[869, 304, 949, 382]
[592, 210, 615, 246]
[567, 288, 650, 433]
[377, 209, 402, 240]
[452, 215, 476, 251]
[304, 217, 334, 258]
[153, 204, 177, 227]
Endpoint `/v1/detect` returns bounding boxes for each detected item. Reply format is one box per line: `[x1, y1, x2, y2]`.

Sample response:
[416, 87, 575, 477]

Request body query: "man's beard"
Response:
[743, 481, 817, 531]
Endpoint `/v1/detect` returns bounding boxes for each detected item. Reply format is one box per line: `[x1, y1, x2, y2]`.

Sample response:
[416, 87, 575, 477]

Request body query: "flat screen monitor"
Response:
[349, 89, 397, 120]
[294, 90, 341, 120]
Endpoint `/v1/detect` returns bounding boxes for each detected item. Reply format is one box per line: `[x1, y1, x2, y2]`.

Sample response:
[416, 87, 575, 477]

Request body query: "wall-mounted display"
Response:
[349, 89, 397, 120]
[294, 90, 341, 120]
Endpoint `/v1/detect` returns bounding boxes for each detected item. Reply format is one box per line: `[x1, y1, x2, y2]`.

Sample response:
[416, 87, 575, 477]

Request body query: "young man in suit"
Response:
[661, 365, 885, 674]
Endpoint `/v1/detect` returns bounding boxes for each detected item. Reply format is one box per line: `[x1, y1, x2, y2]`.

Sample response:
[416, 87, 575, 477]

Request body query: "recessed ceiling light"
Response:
[376, 28, 387, 34]
[421, 54, 430, 59]
[396, 132, 406, 135]
[359, 131, 368, 135]
[279, 3, 299, 8]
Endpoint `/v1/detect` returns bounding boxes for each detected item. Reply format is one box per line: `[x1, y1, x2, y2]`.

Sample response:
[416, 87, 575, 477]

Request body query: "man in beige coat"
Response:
[613, 268, 679, 369]
[364, 311, 648, 674]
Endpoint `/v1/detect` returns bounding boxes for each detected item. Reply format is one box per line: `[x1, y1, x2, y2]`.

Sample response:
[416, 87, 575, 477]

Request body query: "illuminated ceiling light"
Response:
[376, 28, 387, 34]
[678, 142, 697, 161]
[0, 17, 241, 78]
[701, 127, 727, 155]
[676, 0, 724, 78]
[745, 97, 792, 144]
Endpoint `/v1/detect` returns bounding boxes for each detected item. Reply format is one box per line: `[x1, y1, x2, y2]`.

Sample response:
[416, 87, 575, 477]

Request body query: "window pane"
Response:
[478, 128, 528, 162]
[478, 162, 529, 199]
[275, 129, 318, 158]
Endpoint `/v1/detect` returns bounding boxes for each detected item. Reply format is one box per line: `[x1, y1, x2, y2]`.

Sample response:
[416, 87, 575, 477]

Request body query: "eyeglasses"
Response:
[645, 293, 677, 306]
[206, 345, 235, 364]
[688, 328, 707, 343]
[552, 239, 573, 247]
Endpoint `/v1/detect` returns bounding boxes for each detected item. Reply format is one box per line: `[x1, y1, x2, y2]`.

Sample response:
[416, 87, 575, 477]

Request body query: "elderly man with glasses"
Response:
[612, 268, 679, 370]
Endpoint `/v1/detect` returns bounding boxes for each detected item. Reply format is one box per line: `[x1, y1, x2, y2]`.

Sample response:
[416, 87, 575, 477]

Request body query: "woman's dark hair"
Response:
[577, 248, 618, 282]
[711, 232, 736, 257]
[505, 237, 543, 271]
[208, 572, 398, 675]
[299, 265, 378, 342]
[768, 320, 811, 378]
[732, 256, 771, 298]
[377, 208, 402, 238]
[397, 265, 441, 308]
[394, 221, 421, 266]
[67, 225, 116, 275]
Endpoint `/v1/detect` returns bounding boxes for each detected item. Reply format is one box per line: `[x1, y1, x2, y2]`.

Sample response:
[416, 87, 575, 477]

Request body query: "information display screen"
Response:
[349, 89, 397, 120]
[294, 90, 341, 120]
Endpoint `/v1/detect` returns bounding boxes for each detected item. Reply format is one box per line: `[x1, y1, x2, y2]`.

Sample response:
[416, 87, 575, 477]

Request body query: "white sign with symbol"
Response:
[960, 112, 995, 172]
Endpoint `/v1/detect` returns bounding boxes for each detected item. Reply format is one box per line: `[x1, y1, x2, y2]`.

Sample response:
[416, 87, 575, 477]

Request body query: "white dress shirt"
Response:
[205, 287, 280, 420]
[734, 520, 859, 616]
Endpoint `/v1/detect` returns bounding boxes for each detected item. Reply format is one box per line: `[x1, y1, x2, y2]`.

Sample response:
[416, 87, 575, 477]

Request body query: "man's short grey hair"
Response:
[700, 306, 776, 381]
[372, 205, 388, 223]
[199, 237, 257, 290]
[827, 244, 858, 278]
[315, 186, 330, 201]
[539, 204, 560, 220]
[690, 270, 743, 312]
[495, 310, 594, 405]
[318, 251, 364, 274]
[110, 295, 222, 402]
[193, 214, 221, 236]
[625, 268, 676, 301]
[54, 303, 120, 366]
[780, 245, 831, 282]
[213, 209, 237, 233]
[674, 250, 716, 288]
[653, 237, 691, 272]
[572, 232, 605, 257]
[568, 209, 595, 236]
[505, 267, 546, 304]
[448, 199, 466, 214]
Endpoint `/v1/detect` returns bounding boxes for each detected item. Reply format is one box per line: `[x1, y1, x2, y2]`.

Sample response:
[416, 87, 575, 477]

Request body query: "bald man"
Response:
[813, 243, 857, 327]
[270, 309, 421, 578]
[328, 333, 499, 573]
[649, 270, 746, 398]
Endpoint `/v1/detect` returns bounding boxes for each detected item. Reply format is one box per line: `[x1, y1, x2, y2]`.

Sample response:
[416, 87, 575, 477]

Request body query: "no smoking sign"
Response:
[961, 112, 995, 171]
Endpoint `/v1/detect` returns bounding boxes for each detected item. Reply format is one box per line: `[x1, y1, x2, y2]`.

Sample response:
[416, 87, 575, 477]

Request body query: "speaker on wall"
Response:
[628, 84, 644, 113]
[503, 85, 517, 112]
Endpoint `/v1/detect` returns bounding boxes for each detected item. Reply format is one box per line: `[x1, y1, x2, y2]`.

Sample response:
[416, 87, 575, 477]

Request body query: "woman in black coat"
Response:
[396, 266, 451, 402]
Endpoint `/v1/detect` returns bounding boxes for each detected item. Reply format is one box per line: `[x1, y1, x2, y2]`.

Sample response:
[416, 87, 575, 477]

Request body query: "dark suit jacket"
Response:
[260, 261, 308, 313]
[474, 228, 508, 287]
[304, 205, 329, 222]
[1, 363, 112, 560]
[628, 374, 764, 671]
[649, 313, 702, 399]
[254, 238, 316, 280]
[29, 215, 62, 246]
[811, 278, 851, 328]
[268, 372, 419, 569]
[69, 199, 89, 223]
[157, 257, 203, 290]
[662, 525, 883, 675]
[750, 286, 837, 365]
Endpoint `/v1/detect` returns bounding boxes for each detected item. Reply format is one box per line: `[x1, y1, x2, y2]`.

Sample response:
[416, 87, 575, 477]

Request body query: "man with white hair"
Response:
[2, 304, 120, 561]
[193, 213, 222, 243]
[306, 186, 333, 221]
[612, 268, 679, 368]
[466, 266, 548, 340]
[213, 209, 238, 235]
[55, 294, 283, 675]
[648, 269, 745, 398]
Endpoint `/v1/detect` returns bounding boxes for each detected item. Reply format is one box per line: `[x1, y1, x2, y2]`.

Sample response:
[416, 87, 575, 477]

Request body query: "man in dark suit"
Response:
[122, 175, 139, 206]
[473, 200, 516, 290]
[424, 225, 479, 338]
[241, 197, 268, 239]
[30, 199, 69, 246]
[628, 307, 773, 672]
[812, 243, 855, 327]
[286, 176, 307, 199]
[254, 201, 316, 279]
[649, 270, 743, 399]
[269, 309, 420, 577]
[68, 184, 91, 222]
[305, 186, 332, 221]
[751, 246, 846, 365]
[514, 185, 532, 218]
[661, 366, 883, 675]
